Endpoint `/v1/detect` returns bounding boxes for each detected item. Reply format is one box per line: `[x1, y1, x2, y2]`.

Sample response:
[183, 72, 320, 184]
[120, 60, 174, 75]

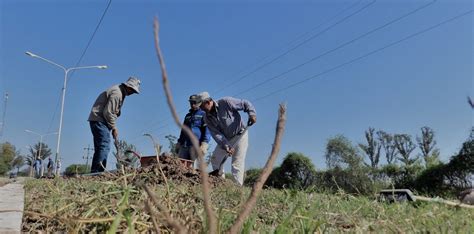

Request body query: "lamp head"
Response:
[25, 51, 37, 57]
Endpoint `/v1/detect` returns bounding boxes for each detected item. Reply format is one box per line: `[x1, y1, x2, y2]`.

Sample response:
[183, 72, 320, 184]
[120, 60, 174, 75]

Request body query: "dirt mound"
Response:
[74, 156, 225, 187]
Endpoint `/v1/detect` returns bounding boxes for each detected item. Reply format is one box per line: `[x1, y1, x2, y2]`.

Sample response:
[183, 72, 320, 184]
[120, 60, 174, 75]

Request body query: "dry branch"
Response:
[153, 16, 217, 233]
[228, 104, 287, 234]
[144, 133, 171, 209]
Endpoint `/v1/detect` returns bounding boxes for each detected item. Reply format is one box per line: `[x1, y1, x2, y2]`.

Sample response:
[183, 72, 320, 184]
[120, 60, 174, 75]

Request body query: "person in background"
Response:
[47, 157, 54, 177]
[88, 77, 141, 173]
[175, 94, 211, 167]
[33, 156, 42, 178]
[197, 92, 256, 186]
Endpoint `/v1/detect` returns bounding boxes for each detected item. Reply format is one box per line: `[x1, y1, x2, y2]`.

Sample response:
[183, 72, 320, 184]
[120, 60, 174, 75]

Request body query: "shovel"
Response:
[209, 124, 251, 177]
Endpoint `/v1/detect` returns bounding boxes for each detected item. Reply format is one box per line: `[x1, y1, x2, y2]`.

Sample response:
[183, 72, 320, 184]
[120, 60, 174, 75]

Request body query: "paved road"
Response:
[0, 178, 25, 233]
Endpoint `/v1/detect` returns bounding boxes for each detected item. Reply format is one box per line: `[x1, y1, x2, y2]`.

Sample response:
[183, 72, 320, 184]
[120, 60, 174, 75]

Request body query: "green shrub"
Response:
[64, 164, 89, 176]
[314, 167, 379, 195]
[266, 152, 317, 190]
[244, 168, 263, 186]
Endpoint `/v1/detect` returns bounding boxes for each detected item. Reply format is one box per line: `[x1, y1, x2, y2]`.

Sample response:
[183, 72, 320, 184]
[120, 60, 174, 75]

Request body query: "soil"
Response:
[74, 155, 225, 187]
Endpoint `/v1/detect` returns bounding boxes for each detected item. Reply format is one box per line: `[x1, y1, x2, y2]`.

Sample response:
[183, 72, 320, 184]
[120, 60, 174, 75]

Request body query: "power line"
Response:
[214, 0, 376, 95]
[131, 0, 370, 139]
[252, 10, 473, 102]
[68, 0, 113, 81]
[212, 0, 364, 96]
[47, 0, 112, 134]
[233, 0, 437, 97]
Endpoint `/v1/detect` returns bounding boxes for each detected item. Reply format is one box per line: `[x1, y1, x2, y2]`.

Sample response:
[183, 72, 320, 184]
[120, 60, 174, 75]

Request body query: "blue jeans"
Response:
[90, 121, 111, 173]
[34, 160, 42, 178]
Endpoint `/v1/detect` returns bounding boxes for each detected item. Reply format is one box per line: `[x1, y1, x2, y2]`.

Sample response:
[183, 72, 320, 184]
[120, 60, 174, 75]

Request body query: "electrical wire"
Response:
[131, 0, 372, 139]
[214, 0, 377, 95]
[46, 0, 112, 134]
[252, 10, 473, 102]
[232, 0, 437, 97]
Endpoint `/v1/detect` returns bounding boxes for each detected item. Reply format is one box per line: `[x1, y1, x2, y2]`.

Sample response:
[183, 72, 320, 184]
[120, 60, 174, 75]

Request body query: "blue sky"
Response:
[1, 0, 472, 172]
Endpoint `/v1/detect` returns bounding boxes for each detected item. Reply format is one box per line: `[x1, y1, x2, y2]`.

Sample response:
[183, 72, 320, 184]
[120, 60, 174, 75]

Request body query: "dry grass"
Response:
[22, 177, 474, 232]
[0, 177, 11, 187]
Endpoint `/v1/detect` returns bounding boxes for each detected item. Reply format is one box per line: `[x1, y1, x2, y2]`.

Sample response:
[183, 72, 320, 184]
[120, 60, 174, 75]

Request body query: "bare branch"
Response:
[144, 133, 171, 210]
[153, 16, 216, 233]
[228, 104, 287, 234]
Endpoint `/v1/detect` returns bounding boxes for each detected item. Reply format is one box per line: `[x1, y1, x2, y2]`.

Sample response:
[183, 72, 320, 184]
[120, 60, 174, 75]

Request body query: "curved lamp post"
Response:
[25, 51, 107, 175]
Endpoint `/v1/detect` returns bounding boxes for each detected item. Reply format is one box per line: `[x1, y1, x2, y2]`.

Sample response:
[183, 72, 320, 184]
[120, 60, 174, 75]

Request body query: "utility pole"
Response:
[0, 92, 9, 140]
[83, 145, 94, 172]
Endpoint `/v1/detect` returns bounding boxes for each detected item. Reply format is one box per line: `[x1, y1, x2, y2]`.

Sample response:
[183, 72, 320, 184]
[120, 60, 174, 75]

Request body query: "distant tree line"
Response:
[0, 142, 23, 175]
[244, 127, 473, 197]
[0, 141, 54, 177]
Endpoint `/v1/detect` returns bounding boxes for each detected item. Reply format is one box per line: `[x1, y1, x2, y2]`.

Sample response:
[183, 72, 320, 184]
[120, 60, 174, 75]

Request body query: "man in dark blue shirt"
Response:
[176, 94, 211, 165]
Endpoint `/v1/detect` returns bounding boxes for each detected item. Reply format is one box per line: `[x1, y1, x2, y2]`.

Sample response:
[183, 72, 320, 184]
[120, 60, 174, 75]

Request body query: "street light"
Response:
[25, 130, 58, 160]
[25, 51, 107, 175]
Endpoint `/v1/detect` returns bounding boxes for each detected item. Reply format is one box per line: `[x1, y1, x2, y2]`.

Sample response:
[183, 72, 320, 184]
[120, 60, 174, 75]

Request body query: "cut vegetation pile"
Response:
[21, 156, 231, 232]
[75, 156, 226, 187]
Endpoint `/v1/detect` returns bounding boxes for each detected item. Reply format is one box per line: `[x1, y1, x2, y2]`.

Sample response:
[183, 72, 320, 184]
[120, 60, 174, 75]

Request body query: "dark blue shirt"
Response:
[178, 108, 211, 147]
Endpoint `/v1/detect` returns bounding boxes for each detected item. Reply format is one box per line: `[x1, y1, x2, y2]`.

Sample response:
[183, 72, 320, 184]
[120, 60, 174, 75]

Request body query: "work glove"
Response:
[247, 115, 257, 126]
[175, 142, 181, 154]
[200, 142, 209, 155]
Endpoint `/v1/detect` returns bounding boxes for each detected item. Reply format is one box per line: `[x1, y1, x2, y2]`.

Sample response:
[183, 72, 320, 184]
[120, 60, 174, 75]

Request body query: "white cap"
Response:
[197, 91, 211, 102]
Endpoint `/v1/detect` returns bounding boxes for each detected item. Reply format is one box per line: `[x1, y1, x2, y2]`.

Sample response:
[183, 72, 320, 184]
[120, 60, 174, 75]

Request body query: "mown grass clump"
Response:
[0, 177, 12, 187]
[22, 175, 474, 233]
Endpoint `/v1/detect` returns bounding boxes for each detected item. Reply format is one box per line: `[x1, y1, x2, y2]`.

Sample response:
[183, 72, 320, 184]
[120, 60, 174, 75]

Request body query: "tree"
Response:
[11, 155, 24, 173]
[325, 135, 363, 169]
[413, 128, 474, 195]
[165, 134, 178, 153]
[377, 131, 398, 164]
[276, 152, 317, 189]
[28, 142, 52, 160]
[359, 127, 381, 169]
[443, 128, 474, 189]
[0, 142, 19, 175]
[243, 168, 263, 186]
[394, 134, 417, 167]
[25, 142, 52, 177]
[416, 126, 440, 167]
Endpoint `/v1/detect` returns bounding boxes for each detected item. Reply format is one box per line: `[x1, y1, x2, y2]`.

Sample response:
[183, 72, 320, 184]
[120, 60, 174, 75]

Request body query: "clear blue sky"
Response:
[1, 0, 472, 172]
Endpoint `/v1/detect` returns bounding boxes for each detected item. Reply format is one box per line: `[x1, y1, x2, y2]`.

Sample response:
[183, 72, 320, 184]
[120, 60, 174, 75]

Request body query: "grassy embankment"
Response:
[22, 176, 474, 233]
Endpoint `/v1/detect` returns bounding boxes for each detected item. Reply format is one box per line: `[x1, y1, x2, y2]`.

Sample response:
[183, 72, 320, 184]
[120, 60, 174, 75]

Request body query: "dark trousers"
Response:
[90, 121, 111, 173]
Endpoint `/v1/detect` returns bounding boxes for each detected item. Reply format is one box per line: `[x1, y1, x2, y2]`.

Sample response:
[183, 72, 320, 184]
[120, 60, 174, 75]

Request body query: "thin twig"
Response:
[144, 133, 171, 209]
[228, 104, 287, 234]
[153, 16, 216, 233]
[142, 184, 187, 234]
